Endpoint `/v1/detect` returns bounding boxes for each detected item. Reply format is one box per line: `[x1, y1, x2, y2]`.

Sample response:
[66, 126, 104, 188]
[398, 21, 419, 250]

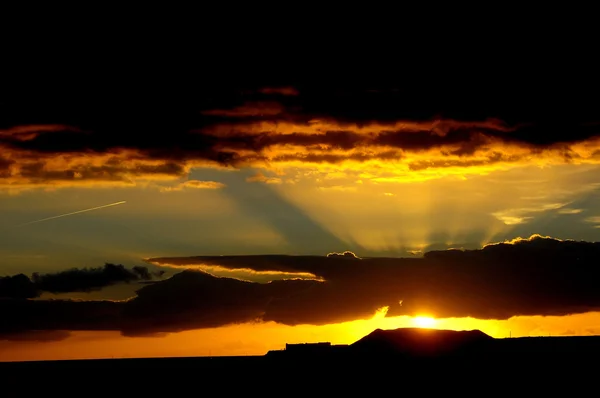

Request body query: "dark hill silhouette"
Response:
[349, 327, 493, 357]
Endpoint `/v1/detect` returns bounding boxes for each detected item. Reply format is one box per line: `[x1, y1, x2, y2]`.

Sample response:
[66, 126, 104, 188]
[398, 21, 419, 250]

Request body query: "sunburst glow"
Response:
[412, 316, 437, 328]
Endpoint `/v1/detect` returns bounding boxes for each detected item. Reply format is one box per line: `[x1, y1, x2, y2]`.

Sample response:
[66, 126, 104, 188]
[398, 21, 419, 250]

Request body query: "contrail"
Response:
[17, 201, 126, 227]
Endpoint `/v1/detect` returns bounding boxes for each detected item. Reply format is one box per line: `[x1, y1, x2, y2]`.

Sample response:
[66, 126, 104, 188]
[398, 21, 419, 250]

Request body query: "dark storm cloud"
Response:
[0, 274, 38, 299]
[0, 271, 317, 336]
[0, 264, 157, 298]
[2, 78, 600, 188]
[119, 271, 314, 336]
[146, 235, 600, 323]
[5, 235, 600, 337]
[0, 299, 121, 334]
[32, 263, 156, 294]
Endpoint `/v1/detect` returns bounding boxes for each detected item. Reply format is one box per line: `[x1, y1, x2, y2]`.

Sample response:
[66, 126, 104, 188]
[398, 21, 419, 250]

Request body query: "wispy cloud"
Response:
[245, 172, 282, 184]
[492, 202, 568, 225]
[584, 216, 600, 226]
[160, 180, 225, 192]
[557, 208, 584, 214]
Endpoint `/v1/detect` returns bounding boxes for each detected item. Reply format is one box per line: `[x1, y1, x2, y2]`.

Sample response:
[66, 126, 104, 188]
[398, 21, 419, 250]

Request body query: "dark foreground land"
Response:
[1, 328, 599, 393]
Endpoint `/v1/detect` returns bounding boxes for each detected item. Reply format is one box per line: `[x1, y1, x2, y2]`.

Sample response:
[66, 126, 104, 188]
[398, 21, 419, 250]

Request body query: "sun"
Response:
[413, 316, 437, 328]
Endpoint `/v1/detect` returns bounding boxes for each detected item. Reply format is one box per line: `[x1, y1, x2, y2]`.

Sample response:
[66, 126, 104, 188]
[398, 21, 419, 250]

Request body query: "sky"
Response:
[3, 67, 600, 361]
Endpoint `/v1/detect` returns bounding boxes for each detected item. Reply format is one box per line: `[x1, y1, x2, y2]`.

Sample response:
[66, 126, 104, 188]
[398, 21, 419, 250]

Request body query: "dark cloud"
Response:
[0, 264, 157, 298]
[120, 271, 296, 336]
[148, 235, 600, 323]
[0, 274, 37, 299]
[0, 298, 120, 334]
[0, 271, 317, 336]
[0, 156, 12, 177]
[32, 263, 155, 294]
[202, 101, 285, 118]
[2, 76, 600, 189]
[0, 330, 72, 342]
[5, 235, 600, 337]
[257, 87, 299, 96]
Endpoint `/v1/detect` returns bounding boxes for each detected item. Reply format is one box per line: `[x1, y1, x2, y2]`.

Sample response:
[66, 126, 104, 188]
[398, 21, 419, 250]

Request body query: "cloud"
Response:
[32, 263, 155, 294]
[317, 185, 357, 192]
[0, 330, 72, 342]
[0, 298, 122, 334]
[146, 261, 322, 283]
[557, 208, 583, 215]
[202, 101, 285, 118]
[149, 235, 600, 323]
[0, 264, 158, 298]
[491, 214, 532, 225]
[119, 271, 301, 335]
[0, 274, 38, 299]
[245, 172, 282, 184]
[0, 271, 313, 335]
[257, 87, 299, 96]
[584, 216, 600, 224]
[6, 235, 600, 337]
[2, 82, 600, 191]
[326, 251, 361, 259]
[160, 179, 225, 192]
[492, 202, 570, 225]
[0, 124, 82, 140]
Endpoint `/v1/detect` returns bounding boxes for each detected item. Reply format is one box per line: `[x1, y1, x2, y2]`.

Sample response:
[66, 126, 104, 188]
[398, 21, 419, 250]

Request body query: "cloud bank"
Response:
[0, 263, 159, 299]
[4, 235, 600, 338]
[2, 81, 600, 191]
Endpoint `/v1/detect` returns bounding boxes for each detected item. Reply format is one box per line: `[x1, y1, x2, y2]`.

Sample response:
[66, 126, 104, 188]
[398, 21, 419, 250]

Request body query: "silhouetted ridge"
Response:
[350, 328, 493, 357]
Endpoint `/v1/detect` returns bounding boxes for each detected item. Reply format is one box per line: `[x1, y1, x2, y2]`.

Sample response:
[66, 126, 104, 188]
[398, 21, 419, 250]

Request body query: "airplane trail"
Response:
[17, 201, 126, 227]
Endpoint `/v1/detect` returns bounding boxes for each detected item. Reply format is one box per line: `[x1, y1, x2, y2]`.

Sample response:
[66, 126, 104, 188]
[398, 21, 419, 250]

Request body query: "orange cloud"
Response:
[246, 172, 282, 184]
[0, 147, 195, 192]
[2, 87, 600, 191]
[147, 261, 322, 283]
[160, 179, 226, 192]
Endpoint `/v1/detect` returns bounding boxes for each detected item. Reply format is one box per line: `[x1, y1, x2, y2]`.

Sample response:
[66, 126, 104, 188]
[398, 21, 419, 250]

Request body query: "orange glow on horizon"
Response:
[4, 310, 600, 362]
[412, 316, 437, 328]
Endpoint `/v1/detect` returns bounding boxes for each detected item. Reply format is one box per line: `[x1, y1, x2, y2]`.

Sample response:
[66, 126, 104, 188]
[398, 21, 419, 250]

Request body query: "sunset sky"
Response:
[3, 69, 600, 361]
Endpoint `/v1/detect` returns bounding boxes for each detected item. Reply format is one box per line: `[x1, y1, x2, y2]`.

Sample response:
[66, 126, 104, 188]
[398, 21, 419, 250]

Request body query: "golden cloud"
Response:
[160, 179, 226, 192]
[245, 172, 282, 184]
[2, 115, 600, 191]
